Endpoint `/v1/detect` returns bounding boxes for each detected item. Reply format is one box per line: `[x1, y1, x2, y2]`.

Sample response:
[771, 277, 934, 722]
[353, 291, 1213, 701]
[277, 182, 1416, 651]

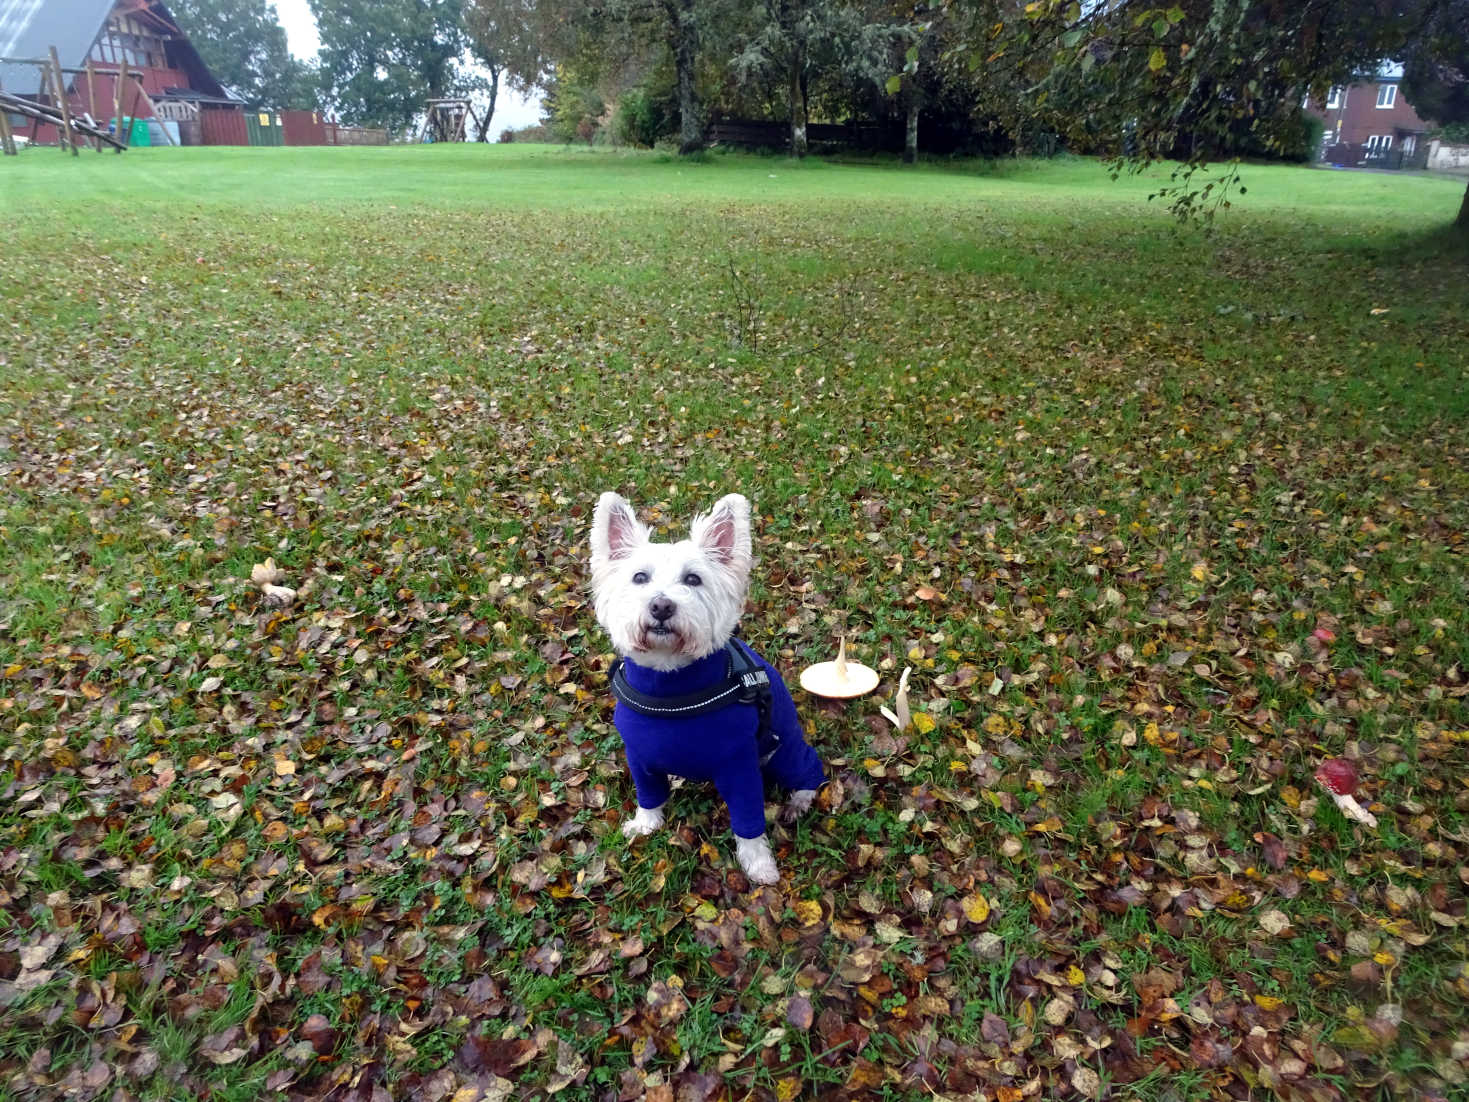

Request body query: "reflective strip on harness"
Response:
[611, 677, 742, 715]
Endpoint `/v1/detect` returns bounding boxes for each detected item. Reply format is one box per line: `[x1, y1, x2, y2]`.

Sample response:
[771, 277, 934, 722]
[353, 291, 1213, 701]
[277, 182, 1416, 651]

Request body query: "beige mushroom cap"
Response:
[799, 637, 880, 698]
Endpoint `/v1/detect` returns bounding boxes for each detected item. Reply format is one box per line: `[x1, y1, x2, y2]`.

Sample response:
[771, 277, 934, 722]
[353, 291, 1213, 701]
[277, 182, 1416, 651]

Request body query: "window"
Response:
[1376, 83, 1397, 108]
[1325, 86, 1344, 109]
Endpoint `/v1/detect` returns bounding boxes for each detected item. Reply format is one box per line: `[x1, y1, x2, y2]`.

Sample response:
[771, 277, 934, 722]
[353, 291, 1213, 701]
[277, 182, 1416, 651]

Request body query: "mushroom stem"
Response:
[1329, 790, 1378, 828]
[261, 584, 296, 609]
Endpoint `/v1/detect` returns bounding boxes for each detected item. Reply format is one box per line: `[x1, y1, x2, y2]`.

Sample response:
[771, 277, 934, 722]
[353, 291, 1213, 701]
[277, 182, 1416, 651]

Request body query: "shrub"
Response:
[615, 88, 669, 148]
[1297, 114, 1327, 162]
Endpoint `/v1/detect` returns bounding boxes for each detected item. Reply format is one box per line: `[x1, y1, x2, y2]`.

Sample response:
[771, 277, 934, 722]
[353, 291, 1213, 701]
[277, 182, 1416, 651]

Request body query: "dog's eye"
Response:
[632, 571, 650, 585]
[683, 572, 702, 587]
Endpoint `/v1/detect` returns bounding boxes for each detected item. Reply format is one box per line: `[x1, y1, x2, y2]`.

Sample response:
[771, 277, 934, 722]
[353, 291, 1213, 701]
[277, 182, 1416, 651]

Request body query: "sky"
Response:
[271, 0, 545, 132]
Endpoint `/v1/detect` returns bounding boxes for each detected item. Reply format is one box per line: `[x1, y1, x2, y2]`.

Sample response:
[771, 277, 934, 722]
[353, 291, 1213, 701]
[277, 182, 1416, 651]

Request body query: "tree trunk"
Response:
[476, 67, 501, 142]
[904, 93, 918, 164]
[1459, 176, 1469, 229]
[672, 0, 702, 154]
[789, 46, 807, 158]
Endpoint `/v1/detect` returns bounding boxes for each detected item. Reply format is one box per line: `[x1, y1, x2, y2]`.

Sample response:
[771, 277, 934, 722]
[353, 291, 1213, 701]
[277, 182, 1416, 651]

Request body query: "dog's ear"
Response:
[592, 492, 648, 565]
[692, 494, 752, 571]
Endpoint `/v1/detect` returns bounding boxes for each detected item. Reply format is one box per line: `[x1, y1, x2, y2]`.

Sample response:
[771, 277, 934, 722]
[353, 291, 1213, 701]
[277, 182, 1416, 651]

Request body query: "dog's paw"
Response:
[622, 805, 665, 839]
[735, 835, 780, 885]
[783, 789, 818, 820]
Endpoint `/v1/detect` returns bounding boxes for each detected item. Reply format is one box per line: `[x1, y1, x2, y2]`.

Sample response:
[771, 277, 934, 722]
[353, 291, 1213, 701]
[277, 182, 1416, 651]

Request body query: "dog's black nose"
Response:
[649, 596, 676, 622]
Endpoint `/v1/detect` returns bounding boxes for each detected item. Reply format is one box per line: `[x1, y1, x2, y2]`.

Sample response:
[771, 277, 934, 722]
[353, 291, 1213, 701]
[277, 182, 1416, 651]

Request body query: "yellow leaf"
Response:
[775, 1077, 803, 1102]
[793, 899, 823, 927]
[273, 758, 296, 776]
[962, 894, 991, 924]
[1253, 994, 1285, 1011]
[912, 713, 936, 735]
[1149, 46, 1166, 71]
[1067, 965, 1086, 986]
[1373, 950, 1396, 966]
[1190, 562, 1208, 582]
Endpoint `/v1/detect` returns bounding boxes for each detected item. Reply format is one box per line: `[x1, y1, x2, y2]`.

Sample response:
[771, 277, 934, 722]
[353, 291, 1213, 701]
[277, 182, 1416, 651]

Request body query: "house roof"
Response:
[0, 0, 117, 95]
[0, 0, 236, 102]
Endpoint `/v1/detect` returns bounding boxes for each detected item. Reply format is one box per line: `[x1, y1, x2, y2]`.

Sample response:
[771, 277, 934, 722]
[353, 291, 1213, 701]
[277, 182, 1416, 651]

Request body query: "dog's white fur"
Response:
[591, 492, 814, 885]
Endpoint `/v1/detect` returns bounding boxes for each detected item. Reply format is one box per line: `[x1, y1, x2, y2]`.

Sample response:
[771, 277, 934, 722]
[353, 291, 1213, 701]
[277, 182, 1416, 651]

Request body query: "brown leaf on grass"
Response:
[836, 946, 883, 984]
[199, 1025, 248, 1065]
[458, 1034, 538, 1077]
[786, 995, 814, 1030]
[299, 1013, 337, 1056]
[1134, 969, 1181, 1000]
[19, 933, 62, 972]
[646, 978, 689, 1026]
[980, 1012, 1010, 1045]
[844, 1058, 884, 1090]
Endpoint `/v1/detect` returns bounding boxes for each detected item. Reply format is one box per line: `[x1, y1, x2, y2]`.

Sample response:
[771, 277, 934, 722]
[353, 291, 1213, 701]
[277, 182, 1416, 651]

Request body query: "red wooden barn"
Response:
[0, 0, 247, 146]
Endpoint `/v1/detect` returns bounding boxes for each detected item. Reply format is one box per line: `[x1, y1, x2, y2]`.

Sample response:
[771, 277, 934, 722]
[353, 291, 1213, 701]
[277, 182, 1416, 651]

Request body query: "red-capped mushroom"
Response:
[1315, 758, 1377, 828]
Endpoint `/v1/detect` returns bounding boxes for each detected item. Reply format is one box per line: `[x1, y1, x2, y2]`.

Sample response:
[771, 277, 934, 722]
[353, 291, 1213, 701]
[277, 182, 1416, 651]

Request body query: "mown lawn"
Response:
[1, 144, 1467, 1102]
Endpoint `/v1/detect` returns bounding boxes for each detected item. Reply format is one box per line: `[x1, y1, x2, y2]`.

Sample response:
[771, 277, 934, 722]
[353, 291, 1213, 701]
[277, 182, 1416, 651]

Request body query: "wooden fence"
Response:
[706, 118, 903, 153]
[324, 122, 388, 146]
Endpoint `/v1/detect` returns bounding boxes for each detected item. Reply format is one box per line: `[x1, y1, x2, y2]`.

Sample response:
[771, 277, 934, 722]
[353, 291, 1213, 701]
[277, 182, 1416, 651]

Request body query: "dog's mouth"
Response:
[636, 623, 681, 650]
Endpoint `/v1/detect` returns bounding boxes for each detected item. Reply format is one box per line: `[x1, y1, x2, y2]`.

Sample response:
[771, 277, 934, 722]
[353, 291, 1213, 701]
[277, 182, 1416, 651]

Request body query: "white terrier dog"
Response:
[590, 492, 825, 885]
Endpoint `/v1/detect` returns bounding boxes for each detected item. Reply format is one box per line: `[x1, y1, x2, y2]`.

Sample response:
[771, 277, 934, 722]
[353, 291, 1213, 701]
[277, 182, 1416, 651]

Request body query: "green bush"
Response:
[1298, 114, 1327, 162]
[544, 73, 605, 144]
[614, 88, 671, 148]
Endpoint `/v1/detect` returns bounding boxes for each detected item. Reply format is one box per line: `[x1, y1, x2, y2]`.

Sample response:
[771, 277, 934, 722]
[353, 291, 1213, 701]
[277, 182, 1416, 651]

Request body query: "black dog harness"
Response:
[609, 640, 780, 765]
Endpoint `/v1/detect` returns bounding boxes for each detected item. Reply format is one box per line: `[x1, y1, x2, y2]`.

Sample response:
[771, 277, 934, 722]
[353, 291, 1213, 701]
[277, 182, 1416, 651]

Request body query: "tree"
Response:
[464, 0, 559, 138]
[169, 0, 317, 108]
[966, 0, 1469, 225]
[310, 0, 471, 133]
[464, 0, 731, 153]
[1401, 5, 1469, 225]
[731, 0, 896, 157]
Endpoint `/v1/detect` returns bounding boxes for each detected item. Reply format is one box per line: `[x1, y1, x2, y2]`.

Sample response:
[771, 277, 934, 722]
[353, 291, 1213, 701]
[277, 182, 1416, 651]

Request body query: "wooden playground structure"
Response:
[0, 48, 146, 156]
[418, 98, 480, 144]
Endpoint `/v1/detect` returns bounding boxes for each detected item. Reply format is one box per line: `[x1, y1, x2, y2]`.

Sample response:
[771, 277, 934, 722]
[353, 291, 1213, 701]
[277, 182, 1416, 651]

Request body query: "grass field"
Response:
[1, 144, 1467, 1101]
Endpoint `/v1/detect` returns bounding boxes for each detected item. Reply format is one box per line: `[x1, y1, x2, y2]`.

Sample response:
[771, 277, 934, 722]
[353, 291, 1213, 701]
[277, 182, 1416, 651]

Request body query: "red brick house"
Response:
[1306, 63, 1430, 169]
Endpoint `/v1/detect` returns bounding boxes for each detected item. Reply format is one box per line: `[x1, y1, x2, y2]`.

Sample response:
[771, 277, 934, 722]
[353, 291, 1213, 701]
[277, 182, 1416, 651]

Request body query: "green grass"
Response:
[1, 143, 1466, 1101]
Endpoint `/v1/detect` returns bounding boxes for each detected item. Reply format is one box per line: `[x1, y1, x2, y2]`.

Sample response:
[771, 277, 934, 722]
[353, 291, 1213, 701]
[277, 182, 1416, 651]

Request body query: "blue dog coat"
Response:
[613, 641, 825, 839]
